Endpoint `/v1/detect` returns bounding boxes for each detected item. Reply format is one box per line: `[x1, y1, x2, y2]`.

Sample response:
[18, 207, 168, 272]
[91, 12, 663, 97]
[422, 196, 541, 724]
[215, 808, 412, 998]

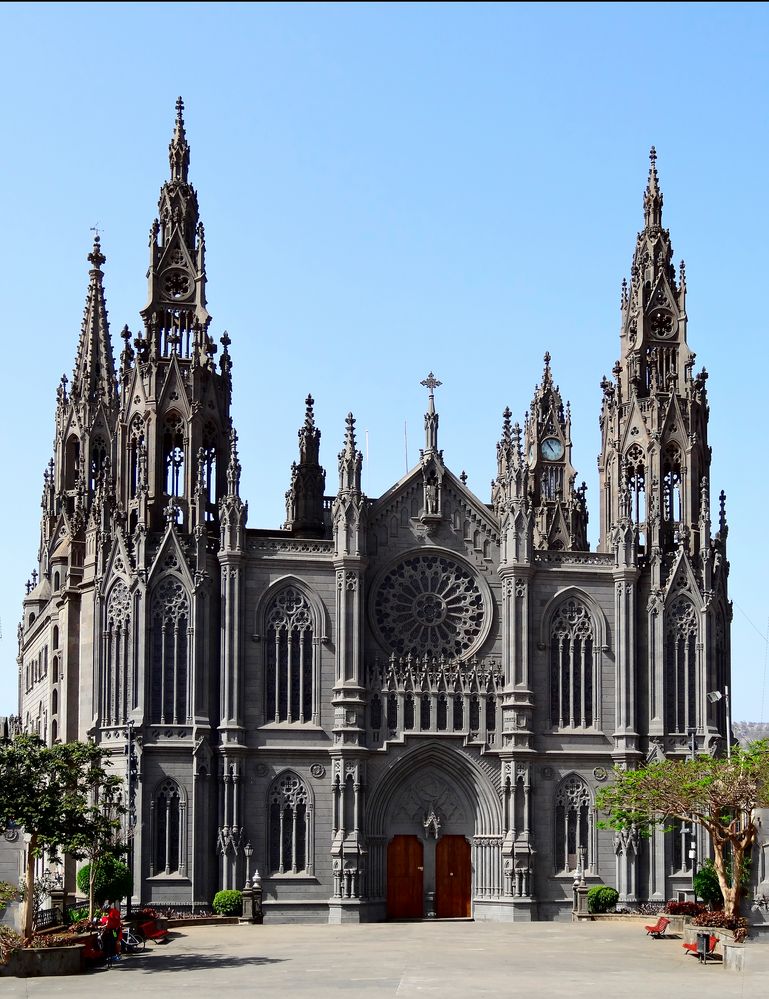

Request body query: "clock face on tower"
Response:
[541, 437, 564, 461]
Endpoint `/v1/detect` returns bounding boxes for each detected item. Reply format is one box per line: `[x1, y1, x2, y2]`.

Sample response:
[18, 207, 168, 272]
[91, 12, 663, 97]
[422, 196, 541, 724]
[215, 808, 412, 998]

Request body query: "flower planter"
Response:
[0, 944, 84, 977]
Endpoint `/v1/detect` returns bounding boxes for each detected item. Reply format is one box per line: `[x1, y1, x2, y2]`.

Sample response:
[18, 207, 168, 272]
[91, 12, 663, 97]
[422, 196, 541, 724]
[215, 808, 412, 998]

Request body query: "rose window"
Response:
[162, 269, 192, 299]
[371, 552, 490, 658]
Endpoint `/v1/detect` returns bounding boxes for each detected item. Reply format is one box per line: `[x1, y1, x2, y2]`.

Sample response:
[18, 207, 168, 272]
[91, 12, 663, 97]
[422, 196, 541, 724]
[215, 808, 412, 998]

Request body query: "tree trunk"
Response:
[89, 861, 96, 921]
[23, 832, 37, 943]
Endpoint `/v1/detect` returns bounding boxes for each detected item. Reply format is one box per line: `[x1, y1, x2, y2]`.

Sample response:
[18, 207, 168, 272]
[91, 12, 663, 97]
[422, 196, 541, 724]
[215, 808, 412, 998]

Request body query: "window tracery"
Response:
[264, 587, 316, 724]
[549, 598, 594, 728]
[666, 597, 697, 733]
[268, 772, 312, 875]
[151, 779, 186, 876]
[104, 581, 132, 726]
[554, 775, 593, 873]
[150, 576, 190, 725]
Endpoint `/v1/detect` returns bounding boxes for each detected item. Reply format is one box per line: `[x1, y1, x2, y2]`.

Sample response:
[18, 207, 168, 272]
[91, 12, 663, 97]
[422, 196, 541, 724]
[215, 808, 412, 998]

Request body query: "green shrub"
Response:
[587, 885, 619, 913]
[76, 856, 132, 905]
[0, 882, 16, 909]
[212, 889, 242, 916]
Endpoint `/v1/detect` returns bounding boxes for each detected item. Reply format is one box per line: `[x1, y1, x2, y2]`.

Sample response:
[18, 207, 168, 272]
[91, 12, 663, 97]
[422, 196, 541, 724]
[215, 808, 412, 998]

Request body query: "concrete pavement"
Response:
[3, 920, 769, 998]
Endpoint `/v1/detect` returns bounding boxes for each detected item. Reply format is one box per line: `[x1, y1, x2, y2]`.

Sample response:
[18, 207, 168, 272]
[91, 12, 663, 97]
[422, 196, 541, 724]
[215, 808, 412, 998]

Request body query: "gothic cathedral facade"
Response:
[17, 103, 731, 922]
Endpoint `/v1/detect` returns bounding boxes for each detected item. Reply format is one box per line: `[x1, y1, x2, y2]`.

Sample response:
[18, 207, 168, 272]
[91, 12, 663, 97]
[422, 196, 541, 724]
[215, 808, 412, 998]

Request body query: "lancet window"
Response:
[666, 598, 697, 733]
[128, 416, 145, 500]
[89, 436, 108, 493]
[268, 772, 312, 875]
[264, 587, 316, 724]
[150, 576, 190, 725]
[104, 580, 132, 726]
[65, 436, 80, 490]
[554, 775, 593, 873]
[163, 414, 186, 499]
[549, 598, 594, 729]
[625, 445, 646, 538]
[199, 422, 218, 520]
[151, 779, 186, 876]
[663, 446, 682, 525]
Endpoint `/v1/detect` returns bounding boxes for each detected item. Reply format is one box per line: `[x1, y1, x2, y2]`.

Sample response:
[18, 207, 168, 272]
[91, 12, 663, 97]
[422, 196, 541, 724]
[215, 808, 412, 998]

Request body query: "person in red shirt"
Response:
[99, 901, 122, 965]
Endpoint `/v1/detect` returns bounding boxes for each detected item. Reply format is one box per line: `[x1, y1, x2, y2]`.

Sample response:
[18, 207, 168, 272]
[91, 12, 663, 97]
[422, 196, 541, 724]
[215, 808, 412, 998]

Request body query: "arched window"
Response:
[200, 422, 218, 521]
[163, 414, 185, 500]
[65, 436, 80, 490]
[268, 772, 313, 875]
[104, 581, 132, 726]
[150, 577, 190, 725]
[152, 779, 186, 876]
[666, 598, 697, 733]
[625, 444, 646, 546]
[663, 446, 682, 525]
[554, 775, 593, 873]
[128, 416, 145, 500]
[550, 598, 594, 728]
[89, 436, 107, 493]
[264, 587, 316, 724]
[52, 689, 58, 714]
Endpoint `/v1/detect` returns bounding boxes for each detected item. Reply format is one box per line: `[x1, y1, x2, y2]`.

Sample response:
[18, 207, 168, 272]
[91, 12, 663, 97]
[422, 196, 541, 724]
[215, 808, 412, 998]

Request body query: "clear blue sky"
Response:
[0, 2, 767, 721]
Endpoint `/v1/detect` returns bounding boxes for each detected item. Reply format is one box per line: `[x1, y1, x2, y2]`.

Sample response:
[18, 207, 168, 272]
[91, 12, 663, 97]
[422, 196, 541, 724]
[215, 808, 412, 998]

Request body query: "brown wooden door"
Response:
[436, 835, 471, 918]
[387, 835, 424, 919]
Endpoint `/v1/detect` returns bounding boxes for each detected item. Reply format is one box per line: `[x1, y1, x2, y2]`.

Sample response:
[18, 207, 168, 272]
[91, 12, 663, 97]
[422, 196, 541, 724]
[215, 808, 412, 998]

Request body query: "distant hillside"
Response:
[733, 721, 769, 746]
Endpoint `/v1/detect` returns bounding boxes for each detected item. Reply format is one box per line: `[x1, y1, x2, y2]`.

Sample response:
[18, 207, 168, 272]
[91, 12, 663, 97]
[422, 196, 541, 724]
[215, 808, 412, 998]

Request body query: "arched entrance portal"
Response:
[367, 742, 502, 920]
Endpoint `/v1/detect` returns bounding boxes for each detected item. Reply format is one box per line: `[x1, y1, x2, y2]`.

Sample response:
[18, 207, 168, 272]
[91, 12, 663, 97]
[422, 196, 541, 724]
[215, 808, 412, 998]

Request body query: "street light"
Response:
[707, 685, 731, 761]
[244, 842, 253, 888]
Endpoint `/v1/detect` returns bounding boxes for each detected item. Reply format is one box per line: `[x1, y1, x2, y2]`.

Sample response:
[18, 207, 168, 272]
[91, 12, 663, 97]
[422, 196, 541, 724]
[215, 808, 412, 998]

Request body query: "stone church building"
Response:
[17, 102, 731, 922]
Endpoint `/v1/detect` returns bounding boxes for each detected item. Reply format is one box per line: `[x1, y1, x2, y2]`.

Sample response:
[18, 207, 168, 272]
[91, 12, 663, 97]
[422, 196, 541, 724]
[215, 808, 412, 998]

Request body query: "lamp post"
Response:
[244, 842, 253, 888]
[706, 686, 731, 761]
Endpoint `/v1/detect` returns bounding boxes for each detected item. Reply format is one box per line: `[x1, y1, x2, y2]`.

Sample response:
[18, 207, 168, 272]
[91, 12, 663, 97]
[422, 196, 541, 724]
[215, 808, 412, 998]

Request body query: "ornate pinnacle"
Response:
[87, 234, 106, 271]
[344, 412, 358, 454]
[643, 145, 663, 229]
[502, 406, 512, 442]
[169, 95, 190, 183]
[227, 428, 241, 495]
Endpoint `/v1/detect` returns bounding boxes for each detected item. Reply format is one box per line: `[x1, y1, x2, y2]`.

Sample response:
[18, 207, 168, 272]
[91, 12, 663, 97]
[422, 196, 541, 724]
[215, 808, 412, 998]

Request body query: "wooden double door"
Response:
[387, 834, 471, 919]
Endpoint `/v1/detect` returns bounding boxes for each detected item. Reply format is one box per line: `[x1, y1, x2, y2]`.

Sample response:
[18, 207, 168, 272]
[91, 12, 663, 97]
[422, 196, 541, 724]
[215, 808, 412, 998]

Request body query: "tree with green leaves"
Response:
[0, 735, 126, 940]
[597, 740, 769, 920]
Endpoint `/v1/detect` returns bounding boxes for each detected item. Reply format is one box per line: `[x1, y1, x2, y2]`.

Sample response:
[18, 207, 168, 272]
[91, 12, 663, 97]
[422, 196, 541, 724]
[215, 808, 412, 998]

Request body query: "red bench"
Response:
[644, 916, 670, 938]
[683, 934, 718, 962]
[138, 918, 169, 943]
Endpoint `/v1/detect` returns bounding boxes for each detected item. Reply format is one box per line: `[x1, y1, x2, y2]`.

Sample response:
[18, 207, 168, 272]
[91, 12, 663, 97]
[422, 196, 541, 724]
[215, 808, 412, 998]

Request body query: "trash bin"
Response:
[696, 932, 710, 964]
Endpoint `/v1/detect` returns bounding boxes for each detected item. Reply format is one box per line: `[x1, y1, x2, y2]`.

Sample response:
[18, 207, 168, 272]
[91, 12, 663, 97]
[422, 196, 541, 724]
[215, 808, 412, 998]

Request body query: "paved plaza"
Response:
[3, 921, 769, 998]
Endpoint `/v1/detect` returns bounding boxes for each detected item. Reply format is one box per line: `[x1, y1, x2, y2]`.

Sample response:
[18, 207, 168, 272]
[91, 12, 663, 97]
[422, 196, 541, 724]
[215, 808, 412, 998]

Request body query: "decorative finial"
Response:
[544, 351, 551, 367]
[176, 95, 184, 122]
[344, 412, 357, 451]
[87, 234, 106, 271]
[502, 406, 512, 440]
[305, 394, 315, 428]
[460, 470, 468, 485]
[649, 145, 657, 167]
[643, 145, 663, 228]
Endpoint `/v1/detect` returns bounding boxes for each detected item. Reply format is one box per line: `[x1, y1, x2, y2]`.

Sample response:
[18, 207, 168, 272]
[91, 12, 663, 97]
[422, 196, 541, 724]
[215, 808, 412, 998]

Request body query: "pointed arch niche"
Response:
[150, 778, 188, 877]
[267, 771, 314, 876]
[554, 774, 595, 875]
[255, 578, 327, 727]
[665, 595, 699, 734]
[103, 579, 133, 726]
[541, 588, 607, 731]
[149, 574, 191, 725]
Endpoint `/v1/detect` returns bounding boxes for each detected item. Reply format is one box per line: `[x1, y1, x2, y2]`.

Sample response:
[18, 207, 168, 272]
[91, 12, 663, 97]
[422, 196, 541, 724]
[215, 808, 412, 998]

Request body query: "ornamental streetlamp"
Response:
[244, 842, 253, 888]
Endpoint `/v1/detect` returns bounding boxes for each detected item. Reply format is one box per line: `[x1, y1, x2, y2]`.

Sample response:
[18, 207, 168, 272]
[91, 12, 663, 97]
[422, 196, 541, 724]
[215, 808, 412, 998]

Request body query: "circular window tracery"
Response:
[370, 552, 490, 659]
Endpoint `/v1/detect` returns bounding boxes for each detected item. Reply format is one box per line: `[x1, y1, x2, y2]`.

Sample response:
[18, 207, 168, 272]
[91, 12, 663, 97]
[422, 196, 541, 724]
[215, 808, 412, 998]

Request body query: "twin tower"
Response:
[18, 103, 730, 921]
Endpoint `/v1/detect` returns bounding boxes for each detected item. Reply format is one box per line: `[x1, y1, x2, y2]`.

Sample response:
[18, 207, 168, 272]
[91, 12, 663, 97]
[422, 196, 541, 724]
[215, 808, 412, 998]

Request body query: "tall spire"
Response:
[169, 96, 190, 184]
[338, 412, 363, 495]
[70, 235, 117, 406]
[142, 97, 210, 353]
[643, 145, 663, 230]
